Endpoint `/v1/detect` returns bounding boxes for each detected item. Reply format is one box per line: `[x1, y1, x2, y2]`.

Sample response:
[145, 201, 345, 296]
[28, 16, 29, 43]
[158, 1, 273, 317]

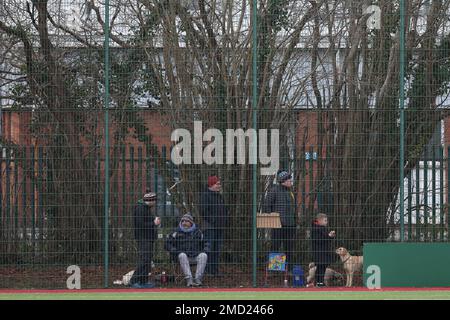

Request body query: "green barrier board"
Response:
[363, 243, 450, 287]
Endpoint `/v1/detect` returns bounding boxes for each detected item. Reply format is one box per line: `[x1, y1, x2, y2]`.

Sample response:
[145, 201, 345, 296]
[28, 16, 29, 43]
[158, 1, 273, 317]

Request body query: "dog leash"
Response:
[342, 256, 351, 264]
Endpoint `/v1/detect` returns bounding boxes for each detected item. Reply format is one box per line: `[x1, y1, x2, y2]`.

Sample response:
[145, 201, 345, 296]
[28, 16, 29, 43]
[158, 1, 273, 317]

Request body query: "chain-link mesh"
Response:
[1, 0, 450, 289]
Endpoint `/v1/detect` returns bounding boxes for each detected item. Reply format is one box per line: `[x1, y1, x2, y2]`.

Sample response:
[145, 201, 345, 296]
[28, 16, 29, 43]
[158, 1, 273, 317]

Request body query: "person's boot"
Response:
[316, 282, 325, 287]
[193, 278, 203, 287]
[186, 277, 194, 287]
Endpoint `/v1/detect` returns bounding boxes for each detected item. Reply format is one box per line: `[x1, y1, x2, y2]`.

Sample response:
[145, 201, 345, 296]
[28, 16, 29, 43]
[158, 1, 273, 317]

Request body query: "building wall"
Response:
[1, 110, 449, 231]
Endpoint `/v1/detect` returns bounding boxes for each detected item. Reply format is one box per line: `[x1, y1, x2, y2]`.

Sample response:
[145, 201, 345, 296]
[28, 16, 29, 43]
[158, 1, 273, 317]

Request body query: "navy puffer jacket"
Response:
[262, 184, 297, 226]
[165, 223, 210, 258]
[133, 200, 157, 241]
[310, 222, 335, 265]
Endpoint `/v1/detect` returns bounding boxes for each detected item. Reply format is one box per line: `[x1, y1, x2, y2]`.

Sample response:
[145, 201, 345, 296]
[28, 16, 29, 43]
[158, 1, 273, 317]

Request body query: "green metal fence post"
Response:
[0, 147, 3, 233]
[448, 147, 450, 241]
[432, 146, 437, 240]
[399, 0, 406, 242]
[112, 145, 119, 234]
[424, 148, 429, 239]
[439, 147, 444, 240]
[103, 0, 111, 288]
[0, 148, 2, 230]
[251, 0, 258, 288]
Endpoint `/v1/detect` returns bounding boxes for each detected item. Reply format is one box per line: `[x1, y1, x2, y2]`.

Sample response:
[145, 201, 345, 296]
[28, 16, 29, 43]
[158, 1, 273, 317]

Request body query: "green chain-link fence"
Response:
[1, 0, 450, 289]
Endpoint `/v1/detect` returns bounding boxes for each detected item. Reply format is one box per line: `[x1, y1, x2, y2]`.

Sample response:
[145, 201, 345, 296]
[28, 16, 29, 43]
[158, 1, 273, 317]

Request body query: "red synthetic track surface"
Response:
[1, 287, 450, 294]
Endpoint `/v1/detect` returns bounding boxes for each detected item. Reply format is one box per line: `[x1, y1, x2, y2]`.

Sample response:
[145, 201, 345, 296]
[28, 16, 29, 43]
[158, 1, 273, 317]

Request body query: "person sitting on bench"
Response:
[165, 213, 210, 287]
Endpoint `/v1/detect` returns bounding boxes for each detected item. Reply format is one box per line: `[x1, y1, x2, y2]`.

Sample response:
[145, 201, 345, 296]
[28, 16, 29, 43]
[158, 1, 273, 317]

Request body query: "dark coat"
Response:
[199, 188, 229, 229]
[310, 222, 335, 265]
[133, 200, 157, 241]
[262, 184, 297, 226]
[165, 224, 210, 259]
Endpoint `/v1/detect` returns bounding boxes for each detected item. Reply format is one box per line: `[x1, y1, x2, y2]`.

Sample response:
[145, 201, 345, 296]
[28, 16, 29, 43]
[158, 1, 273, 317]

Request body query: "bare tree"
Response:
[138, 0, 450, 262]
[0, 0, 161, 264]
[307, 0, 450, 250]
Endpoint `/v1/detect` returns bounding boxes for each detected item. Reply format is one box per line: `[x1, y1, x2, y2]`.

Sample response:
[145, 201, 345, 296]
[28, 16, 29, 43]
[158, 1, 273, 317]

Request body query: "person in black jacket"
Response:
[129, 191, 161, 288]
[262, 170, 298, 266]
[165, 214, 210, 287]
[199, 176, 229, 276]
[310, 213, 336, 287]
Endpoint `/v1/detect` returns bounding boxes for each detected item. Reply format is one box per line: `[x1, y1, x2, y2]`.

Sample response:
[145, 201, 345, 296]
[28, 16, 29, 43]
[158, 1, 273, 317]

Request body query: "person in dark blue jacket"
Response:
[311, 213, 336, 287]
[262, 170, 298, 266]
[199, 176, 229, 276]
[165, 214, 210, 287]
[129, 191, 161, 288]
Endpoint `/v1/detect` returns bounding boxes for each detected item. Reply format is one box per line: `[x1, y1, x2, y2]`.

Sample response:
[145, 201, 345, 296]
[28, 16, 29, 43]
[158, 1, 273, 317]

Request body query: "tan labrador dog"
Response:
[335, 247, 363, 287]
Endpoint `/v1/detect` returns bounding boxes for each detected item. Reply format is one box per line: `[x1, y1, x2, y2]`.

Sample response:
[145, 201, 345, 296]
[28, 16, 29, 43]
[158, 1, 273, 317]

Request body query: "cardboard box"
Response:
[257, 212, 282, 229]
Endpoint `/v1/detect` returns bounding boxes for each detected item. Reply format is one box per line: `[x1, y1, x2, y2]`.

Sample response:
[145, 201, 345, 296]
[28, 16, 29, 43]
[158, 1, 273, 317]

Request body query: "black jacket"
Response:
[199, 188, 229, 229]
[262, 184, 297, 226]
[310, 223, 335, 265]
[165, 224, 210, 258]
[133, 200, 157, 241]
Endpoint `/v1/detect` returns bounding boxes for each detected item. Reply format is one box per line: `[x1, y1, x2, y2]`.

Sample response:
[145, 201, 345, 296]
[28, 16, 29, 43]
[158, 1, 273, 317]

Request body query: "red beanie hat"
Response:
[208, 175, 220, 187]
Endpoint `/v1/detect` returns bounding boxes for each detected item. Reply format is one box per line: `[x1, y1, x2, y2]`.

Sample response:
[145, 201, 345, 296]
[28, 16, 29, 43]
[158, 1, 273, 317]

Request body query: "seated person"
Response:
[165, 213, 210, 287]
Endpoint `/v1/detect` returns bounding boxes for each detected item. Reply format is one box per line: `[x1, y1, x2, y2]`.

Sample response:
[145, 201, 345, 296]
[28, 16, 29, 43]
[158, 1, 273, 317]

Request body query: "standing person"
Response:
[311, 213, 336, 287]
[165, 213, 210, 287]
[129, 191, 161, 288]
[199, 175, 229, 276]
[262, 170, 298, 266]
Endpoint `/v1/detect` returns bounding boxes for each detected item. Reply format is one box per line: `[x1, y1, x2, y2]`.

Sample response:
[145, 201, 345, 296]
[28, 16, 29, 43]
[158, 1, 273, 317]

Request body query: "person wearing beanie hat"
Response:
[143, 192, 157, 202]
[165, 213, 210, 287]
[208, 175, 220, 188]
[262, 170, 298, 267]
[199, 175, 229, 276]
[129, 189, 161, 288]
[277, 170, 292, 184]
[180, 213, 194, 225]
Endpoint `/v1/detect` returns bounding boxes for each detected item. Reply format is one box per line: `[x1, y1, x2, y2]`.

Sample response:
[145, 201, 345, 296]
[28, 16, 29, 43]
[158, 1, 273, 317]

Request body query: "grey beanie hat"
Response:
[181, 213, 194, 224]
[277, 170, 292, 183]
